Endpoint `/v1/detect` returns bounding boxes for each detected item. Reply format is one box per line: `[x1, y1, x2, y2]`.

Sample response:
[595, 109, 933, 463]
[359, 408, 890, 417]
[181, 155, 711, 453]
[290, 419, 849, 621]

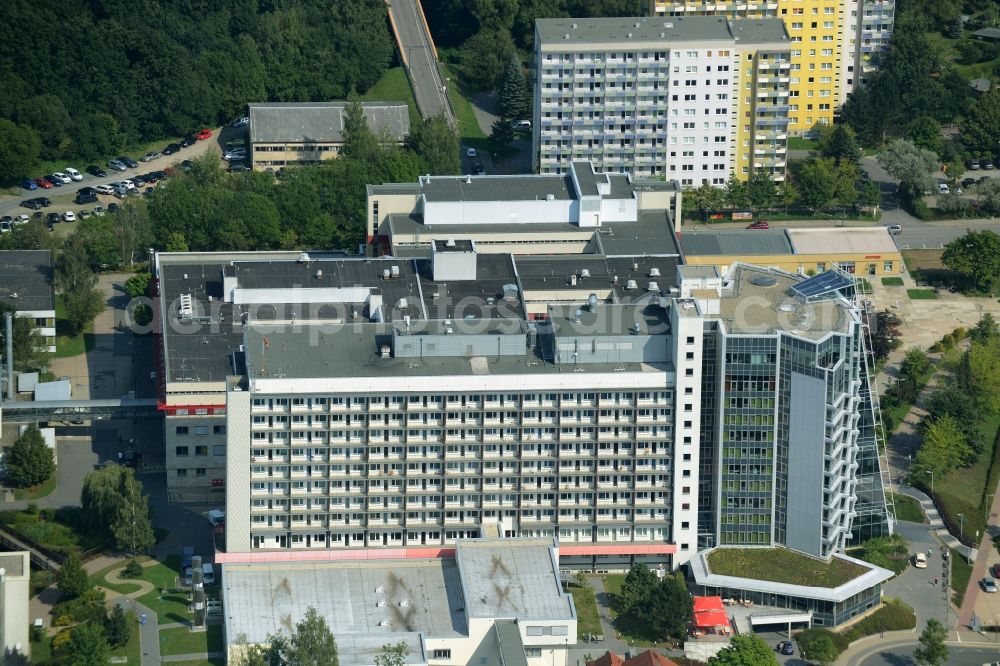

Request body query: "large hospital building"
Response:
[153, 166, 890, 569]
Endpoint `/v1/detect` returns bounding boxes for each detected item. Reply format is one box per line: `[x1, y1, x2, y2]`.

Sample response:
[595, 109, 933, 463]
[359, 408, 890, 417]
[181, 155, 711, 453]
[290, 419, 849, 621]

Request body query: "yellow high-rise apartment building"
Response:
[651, 0, 895, 136]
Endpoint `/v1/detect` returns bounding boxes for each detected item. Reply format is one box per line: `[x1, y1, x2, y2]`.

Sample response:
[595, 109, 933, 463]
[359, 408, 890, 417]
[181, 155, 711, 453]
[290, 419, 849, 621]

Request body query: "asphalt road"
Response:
[389, 0, 451, 121]
[0, 127, 232, 220]
[849, 639, 1000, 665]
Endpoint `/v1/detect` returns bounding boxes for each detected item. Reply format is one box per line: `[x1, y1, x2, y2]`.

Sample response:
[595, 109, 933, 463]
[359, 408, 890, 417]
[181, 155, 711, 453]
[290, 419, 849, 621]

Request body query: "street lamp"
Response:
[926, 469, 934, 496]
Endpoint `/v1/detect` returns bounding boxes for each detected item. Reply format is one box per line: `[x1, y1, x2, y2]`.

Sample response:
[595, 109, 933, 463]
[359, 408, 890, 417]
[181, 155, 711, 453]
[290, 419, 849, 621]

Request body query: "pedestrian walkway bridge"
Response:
[0, 398, 160, 422]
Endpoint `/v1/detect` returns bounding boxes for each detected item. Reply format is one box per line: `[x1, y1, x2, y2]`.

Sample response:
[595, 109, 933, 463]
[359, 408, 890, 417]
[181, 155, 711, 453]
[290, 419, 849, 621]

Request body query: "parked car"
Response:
[132, 174, 147, 186]
[985, 160, 996, 170]
[117, 156, 139, 168]
[938, 183, 950, 194]
[75, 192, 97, 205]
[95, 184, 114, 195]
[64, 167, 83, 181]
[162, 143, 181, 155]
[107, 203, 120, 213]
[79, 209, 91, 220]
[0, 220, 11, 234]
[181, 160, 193, 172]
[21, 179, 38, 190]
[465, 147, 477, 158]
[962, 177, 976, 188]
[51, 172, 71, 184]
[913, 552, 927, 568]
[63, 211, 76, 222]
[966, 158, 981, 170]
[472, 162, 484, 174]
[45, 175, 64, 187]
[196, 128, 212, 140]
[20, 199, 41, 210]
[141, 151, 160, 162]
[93, 206, 106, 216]
[227, 163, 249, 173]
[180, 134, 196, 148]
[979, 176, 993, 185]
[885, 224, 902, 235]
[231, 116, 250, 128]
[512, 120, 531, 130]
[991, 563, 1000, 579]
[983, 576, 999, 593]
[747, 220, 770, 230]
[107, 159, 128, 172]
[13, 214, 29, 225]
[34, 177, 53, 189]
[86, 165, 107, 178]
[46, 212, 61, 224]
[776, 641, 794, 656]
[223, 148, 246, 161]
[143, 172, 161, 183]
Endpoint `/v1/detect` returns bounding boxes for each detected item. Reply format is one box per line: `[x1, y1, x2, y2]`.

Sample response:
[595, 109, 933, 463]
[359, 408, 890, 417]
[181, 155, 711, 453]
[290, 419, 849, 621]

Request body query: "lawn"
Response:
[882, 366, 935, 433]
[159, 624, 224, 657]
[601, 574, 660, 647]
[88, 558, 151, 596]
[30, 634, 53, 665]
[136, 555, 191, 623]
[705, 547, 868, 588]
[13, 473, 57, 500]
[890, 493, 926, 523]
[787, 137, 817, 151]
[907, 288, 938, 300]
[439, 64, 517, 162]
[361, 67, 420, 127]
[881, 277, 905, 287]
[566, 582, 602, 637]
[935, 412, 1000, 544]
[951, 547, 973, 607]
[53, 293, 96, 358]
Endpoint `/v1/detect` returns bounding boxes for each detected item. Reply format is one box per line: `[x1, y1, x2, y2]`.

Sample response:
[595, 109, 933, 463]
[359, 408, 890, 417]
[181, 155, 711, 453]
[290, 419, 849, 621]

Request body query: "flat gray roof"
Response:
[536, 16, 789, 46]
[681, 230, 793, 256]
[455, 539, 574, 621]
[249, 102, 410, 144]
[0, 552, 27, 577]
[0, 250, 54, 312]
[222, 559, 468, 645]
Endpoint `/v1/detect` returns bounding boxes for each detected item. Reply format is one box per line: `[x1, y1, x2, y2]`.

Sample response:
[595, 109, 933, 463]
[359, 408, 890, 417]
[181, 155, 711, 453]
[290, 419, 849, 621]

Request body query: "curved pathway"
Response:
[98, 561, 157, 600]
[897, 486, 977, 562]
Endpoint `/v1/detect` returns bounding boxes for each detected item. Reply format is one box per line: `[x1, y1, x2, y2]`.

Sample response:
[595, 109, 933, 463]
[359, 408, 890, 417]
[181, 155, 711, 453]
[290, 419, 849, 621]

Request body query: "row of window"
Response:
[251, 392, 671, 409]
[175, 425, 225, 436]
[175, 445, 225, 457]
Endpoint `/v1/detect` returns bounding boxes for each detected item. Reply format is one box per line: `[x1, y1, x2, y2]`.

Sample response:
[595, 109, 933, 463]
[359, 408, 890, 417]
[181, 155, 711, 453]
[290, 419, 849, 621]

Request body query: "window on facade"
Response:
[431, 650, 451, 660]
[175, 427, 189, 435]
[175, 446, 189, 456]
[176, 469, 187, 477]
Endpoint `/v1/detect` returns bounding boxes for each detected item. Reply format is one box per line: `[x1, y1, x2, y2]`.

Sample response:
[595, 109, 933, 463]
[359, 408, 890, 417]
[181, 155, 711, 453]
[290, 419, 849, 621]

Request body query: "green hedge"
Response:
[795, 599, 916, 659]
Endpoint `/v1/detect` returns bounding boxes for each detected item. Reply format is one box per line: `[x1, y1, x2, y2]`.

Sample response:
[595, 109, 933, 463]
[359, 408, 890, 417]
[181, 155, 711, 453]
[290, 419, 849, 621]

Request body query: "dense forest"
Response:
[0, 0, 393, 169]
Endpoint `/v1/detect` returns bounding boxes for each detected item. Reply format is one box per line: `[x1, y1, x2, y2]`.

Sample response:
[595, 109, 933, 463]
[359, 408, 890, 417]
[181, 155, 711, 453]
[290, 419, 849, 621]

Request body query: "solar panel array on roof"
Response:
[790, 270, 854, 301]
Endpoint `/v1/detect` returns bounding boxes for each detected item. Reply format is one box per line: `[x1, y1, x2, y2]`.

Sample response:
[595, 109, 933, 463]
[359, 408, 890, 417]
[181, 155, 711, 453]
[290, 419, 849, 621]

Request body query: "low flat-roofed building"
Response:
[0, 552, 31, 661]
[248, 102, 410, 171]
[366, 161, 683, 257]
[680, 227, 903, 277]
[689, 546, 893, 628]
[0, 250, 55, 352]
[221, 538, 577, 666]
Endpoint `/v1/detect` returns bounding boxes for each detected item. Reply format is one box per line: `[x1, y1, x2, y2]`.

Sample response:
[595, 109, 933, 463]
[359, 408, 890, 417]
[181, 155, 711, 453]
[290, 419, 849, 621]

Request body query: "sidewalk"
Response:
[897, 486, 977, 562]
[958, 488, 1000, 628]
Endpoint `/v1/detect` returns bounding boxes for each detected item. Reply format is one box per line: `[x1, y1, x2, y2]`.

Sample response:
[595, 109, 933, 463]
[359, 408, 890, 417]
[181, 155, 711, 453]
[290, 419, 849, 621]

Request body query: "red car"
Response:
[992, 563, 1000, 579]
[195, 128, 212, 140]
[747, 220, 769, 230]
[35, 177, 53, 189]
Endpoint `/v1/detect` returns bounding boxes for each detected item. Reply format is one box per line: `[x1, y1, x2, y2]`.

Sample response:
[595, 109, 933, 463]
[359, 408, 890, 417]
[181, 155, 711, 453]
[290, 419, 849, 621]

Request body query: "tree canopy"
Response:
[913, 619, 949, 666]
[0, 303, 44, 371]
[81, 464, 155, 553]
[709, 634, 779, 666]
[6, 423, 55, 488]
[0, 0, 393, 177]
[876, 140, 939, 200]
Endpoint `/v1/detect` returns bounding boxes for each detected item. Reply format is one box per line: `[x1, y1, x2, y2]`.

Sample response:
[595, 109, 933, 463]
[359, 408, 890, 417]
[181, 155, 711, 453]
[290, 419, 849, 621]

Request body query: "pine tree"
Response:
[104, 604, 132, 648]
[6, 423, 55, 488]
[499, 57, 528, 120]
[491, 119, 514, 146]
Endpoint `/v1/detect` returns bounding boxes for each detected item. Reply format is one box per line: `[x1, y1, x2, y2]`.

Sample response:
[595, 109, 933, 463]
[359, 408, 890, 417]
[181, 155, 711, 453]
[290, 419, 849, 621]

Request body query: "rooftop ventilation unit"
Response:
[315, 269, 322, 279]
[633, 323, 641, 334]
[399, 600, 409, 607]
[466, 176, 472, 184]
[750, 275, 778, 287]
[570, 274, 578, 286]
[546, 193, 555, 201]
[376, 601, 387, 608]
[399, 297, 409, 310]
[573, 309, 583, 324]
[391, 265, 400, 278]
[383, 269, 391, 280]
[580, 268, 591, 279]
[379, 620, 390, 627]
[588, 293, 599, 311]
[626, 279, 638, 290]
[380, 345, 390, 358]
[298, 252, 311, 263]
[648, 281, 659, 292]
[446, 238, 456, 247]
[178, 293, 193, 318]
[649, 267, 661, 277]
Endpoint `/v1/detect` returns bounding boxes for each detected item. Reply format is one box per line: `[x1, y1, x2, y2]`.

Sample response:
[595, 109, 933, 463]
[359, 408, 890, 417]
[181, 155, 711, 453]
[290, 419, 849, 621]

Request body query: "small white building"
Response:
[0, 552, 31, 662]
[221, 538, 577, 666]
[0, 251, 56, 353]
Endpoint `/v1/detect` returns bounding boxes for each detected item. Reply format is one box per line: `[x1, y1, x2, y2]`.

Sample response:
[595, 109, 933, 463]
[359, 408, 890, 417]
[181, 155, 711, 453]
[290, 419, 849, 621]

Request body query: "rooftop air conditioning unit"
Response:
[626, 279, 638, 290]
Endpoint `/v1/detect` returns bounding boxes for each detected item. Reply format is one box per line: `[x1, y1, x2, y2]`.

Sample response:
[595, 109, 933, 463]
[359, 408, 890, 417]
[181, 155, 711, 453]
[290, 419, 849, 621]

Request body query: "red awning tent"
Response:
[693, 596, 725, 614]
[693, 610, 730, 629]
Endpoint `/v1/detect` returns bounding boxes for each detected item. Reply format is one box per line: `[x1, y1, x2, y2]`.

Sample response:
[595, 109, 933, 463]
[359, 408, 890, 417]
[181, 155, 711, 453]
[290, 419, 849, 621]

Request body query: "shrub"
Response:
[930, 342, 943, 352]
[797, 628, 850, 658]
[53, 615, 74, 627]
[841, 598, 916, 642]
[51, 629, 73, 652]
[941, 334, 955, 349]
[953, 327, 967, 340]
[26, 503, 39, 515]
[120, 559, 143, 579]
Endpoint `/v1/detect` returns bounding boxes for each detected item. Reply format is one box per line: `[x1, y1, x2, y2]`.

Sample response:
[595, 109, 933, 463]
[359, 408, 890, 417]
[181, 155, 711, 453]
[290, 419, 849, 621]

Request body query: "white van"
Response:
[513, 120, 531, 131]
[885, 224, 902, 235]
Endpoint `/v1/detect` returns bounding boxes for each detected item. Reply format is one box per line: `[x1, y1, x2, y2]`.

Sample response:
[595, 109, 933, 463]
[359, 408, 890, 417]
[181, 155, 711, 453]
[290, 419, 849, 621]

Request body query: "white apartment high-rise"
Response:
[533, 16, 792, 182]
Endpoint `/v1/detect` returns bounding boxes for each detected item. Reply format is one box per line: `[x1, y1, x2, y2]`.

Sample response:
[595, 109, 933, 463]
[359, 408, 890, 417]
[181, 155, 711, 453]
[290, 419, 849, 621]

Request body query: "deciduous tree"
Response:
[913, 619, 948, 666]
[58, 553, 91, 600]
[374, 642, 409, 666]
[942, 230, 1000, 290]
[616, 563, 658, 615]
[0, 303, 44, 371]
[645, 574, 694, 640]
[962, 87, 1000, 153]
[797, 158, 837, 210]
[64, 623, 110, 666]
[407, 116, 460, 175]
[709, 634, 778, 665]
[0, 118, 41, 184]
[104, 604, 132, 648]
[876, 139, 939, 200]
[286, 607, 338, 666]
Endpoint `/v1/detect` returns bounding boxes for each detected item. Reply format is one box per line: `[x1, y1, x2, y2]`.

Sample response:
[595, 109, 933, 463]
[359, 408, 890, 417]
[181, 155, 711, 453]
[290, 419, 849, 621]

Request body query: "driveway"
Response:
[884, 520, 953, 627]
[387, 0, 450, 120]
